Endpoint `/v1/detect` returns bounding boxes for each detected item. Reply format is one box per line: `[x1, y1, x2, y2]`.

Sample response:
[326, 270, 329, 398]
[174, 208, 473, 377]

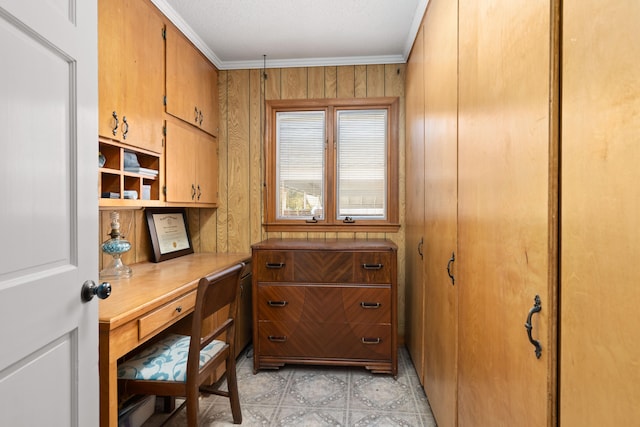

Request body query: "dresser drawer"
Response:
[294, 251, 353, 283]
[354, 252, 393, 284]
[138, 291, 196, 340]
[258, 321, 392, 360]
[256, 284, 305, 322]
[254, 250, 294, 282]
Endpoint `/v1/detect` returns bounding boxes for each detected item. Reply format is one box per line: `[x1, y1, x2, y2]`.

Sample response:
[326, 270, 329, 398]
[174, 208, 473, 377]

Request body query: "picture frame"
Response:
[145, 207, 194, 262]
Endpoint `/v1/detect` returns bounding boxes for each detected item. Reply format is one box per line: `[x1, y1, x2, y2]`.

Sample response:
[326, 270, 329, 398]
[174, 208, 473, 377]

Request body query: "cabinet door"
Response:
[561, 1, 640, 425]
[195, 130, 218, 204]
[404, 22, 426, 384]
[120, 0, 164, 153]
[165, 119, 197, 203]
[422, 1, 459, 426]
[98, 0, 125, 140]
[166, 26, 218, 137]
[457, 0, 555, 426]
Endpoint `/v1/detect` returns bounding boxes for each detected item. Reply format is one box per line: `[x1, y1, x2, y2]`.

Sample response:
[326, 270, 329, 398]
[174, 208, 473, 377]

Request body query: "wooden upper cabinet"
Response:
[165, 117, 218, 206]
[98, 0, 164, 153]
[165, 25, 219, 138]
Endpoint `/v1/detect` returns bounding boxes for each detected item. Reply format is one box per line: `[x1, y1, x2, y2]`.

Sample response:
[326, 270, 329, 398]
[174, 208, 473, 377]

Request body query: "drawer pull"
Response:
[360, 302, 381, 309]
[268, 335, 287, 342]
[267, 300, 288, 307]
[266, 262, 285, 269]
[175, 306, 182, 313]
[362, 263, 383, 270]
[361, 337, 382, 344]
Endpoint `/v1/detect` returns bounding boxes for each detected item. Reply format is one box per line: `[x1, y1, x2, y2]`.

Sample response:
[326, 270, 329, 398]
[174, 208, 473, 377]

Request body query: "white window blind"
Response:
[336, 109, 387, 219]
[276, 111, 325, 219]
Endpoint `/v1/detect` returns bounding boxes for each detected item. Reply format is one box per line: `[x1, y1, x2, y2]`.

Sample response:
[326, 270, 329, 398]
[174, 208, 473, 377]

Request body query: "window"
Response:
[265, 97, 399, 231]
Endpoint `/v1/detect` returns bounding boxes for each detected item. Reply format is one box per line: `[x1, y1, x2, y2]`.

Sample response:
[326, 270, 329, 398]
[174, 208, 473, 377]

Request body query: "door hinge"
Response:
[162, 186, 166, 195]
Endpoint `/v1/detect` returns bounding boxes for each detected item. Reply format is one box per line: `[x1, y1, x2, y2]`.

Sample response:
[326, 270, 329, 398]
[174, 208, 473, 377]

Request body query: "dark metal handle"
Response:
[305, 216, 318, 223]
[191, 184, 196, 200]
[361, 337, 381, 344]
[197, 184, 201, 200]
[111, 111, 119, 136]
[268, 335, 287, 342]
[267, 300, 288, 307]
[525, 295, 542, 359]
[266, 262, 285, 269]
[362, 263, 383, 270]
[343, 216, 356, 223]
[446, 252, 455, 285]
[360, 302, 381, 309]
[418, 237, 424, 259]
[122, 116, 128, 140]
[199, 110, 203, 125]
[194, 106, 199, 123]
[175, 306, 182, 313]
[81, 280, 111, 302]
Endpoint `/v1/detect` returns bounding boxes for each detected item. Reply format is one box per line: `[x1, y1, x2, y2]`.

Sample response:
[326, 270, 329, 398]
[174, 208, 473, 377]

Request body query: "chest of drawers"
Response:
[251, 238, 398, 376]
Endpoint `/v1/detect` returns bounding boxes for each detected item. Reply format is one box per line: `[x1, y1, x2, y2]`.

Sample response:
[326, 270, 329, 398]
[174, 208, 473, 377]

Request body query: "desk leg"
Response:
[99, 331, 118, 427]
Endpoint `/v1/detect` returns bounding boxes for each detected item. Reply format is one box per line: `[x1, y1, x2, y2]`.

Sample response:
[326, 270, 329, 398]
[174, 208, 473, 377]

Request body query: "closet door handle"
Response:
[268, 335, 287, 342]
[265, 262, 285, 269]
[525, 295, 542, 359]
[122, 116, 128, 140]
[267, 300, 288, 307]
[446, 252, 455, 285]
[417, 237, 424, 259]
[111, 111, 119, 136]
[362, 263, 383, 270]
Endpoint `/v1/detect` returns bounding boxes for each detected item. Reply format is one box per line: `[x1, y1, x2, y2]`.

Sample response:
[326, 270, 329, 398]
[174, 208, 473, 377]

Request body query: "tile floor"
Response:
[143, 346, 437, 426]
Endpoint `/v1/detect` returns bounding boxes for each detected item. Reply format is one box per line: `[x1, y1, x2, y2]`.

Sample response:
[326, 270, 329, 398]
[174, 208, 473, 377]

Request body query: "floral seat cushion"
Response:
[118, 333, 225, 382]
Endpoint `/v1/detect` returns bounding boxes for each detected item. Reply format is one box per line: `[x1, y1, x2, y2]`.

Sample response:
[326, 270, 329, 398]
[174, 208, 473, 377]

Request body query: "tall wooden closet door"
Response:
[422, 0, 459, 426]
[457, 0, 556, 425]
[561, 2, 640, 425]
[404, 23, 426, 383]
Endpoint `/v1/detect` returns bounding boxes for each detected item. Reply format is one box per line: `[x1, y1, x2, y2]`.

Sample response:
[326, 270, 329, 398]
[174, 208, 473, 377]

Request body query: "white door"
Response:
[0, 1, 99, 426]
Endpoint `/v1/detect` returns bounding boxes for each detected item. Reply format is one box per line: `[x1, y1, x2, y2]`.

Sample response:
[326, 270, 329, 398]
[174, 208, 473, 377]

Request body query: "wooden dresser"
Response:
[251, 238, 398, 376]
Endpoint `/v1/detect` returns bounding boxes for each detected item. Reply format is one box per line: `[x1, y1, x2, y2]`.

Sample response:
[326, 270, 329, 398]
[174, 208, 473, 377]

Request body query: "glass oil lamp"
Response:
[99, 211, 132, 279]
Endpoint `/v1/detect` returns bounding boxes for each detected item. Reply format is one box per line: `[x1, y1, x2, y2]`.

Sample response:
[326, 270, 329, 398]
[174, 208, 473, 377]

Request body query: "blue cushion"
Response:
[117, 333, 225, 382]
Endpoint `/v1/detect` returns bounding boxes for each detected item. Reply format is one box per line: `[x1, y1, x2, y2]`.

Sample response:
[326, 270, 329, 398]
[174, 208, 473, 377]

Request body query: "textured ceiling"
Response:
[151, 0, 428, 70]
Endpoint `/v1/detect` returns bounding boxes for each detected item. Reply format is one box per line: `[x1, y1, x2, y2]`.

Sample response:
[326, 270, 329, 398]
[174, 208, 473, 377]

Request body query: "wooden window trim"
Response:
[264, 97, 400, 232]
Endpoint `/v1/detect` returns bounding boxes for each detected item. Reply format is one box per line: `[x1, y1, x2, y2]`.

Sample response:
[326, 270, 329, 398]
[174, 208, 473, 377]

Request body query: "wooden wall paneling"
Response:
[307, 67, 325, 99]
[336, 65, 355, 98]
[354, 65, 367, 98]
[265, 68, 281, 100]
[216, 70, 229, 252]
[186, 208, 201, 251]
[227, 70, 251, 253]
[561, 1, 640, 425]
[457, 0, 555, 425]
[324, 66, 337, 98]
[366, 65, 385, 97]
[199, 208, 217, 253]
[249, 69, 264, 246]
[281, 67, 307, 100]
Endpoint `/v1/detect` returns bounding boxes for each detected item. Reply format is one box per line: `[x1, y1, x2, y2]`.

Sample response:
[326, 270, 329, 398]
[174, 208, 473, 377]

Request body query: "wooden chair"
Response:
[117, 262, 244, 425]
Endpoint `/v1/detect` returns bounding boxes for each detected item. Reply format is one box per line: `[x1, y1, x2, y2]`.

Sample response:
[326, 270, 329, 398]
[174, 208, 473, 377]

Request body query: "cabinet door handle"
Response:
[362, 263, 383, 270]
[191, 184, 196, 200]
[525, 295, 542, 359]
[265, 262, 285, 269]
[418, 237, 424, 259]
[197, 184, 201, 200]
[111, 111, 119, 136]
[122, 116, 128, 140]
[361, 337, 381, 344]
[199, 110, 203, 125]
[268, 335, 287, 342]
[194, 106, 199, 123]
[267, 300, 288, 307]
[446, 252, 455, 285]
[360, 302, 381, 309]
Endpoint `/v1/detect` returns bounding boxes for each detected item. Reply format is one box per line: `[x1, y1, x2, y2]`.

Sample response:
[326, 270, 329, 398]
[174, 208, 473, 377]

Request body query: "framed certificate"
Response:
[145, 208, 194, 262]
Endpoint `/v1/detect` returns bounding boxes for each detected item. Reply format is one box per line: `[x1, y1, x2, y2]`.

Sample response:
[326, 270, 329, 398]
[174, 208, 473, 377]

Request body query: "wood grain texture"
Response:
[354, 65, 367, 98]
[249, 69, 264, 246]
[308, 67, 325, 98]
[281, 67, 307, 99]
[337, 65, 355, 98]
[216, 70, 229, 252]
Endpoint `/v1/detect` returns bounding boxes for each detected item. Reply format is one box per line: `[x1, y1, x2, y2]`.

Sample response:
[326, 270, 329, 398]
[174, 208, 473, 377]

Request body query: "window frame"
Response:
[264, 97, 400, 232]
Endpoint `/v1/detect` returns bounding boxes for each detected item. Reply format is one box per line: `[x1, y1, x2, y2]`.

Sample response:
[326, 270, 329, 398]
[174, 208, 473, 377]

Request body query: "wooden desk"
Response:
[99, 252, 250, 427]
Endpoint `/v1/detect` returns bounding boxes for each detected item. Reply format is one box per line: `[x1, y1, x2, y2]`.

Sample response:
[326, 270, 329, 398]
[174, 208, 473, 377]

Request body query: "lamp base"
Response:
[99, 256, 132, 279]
